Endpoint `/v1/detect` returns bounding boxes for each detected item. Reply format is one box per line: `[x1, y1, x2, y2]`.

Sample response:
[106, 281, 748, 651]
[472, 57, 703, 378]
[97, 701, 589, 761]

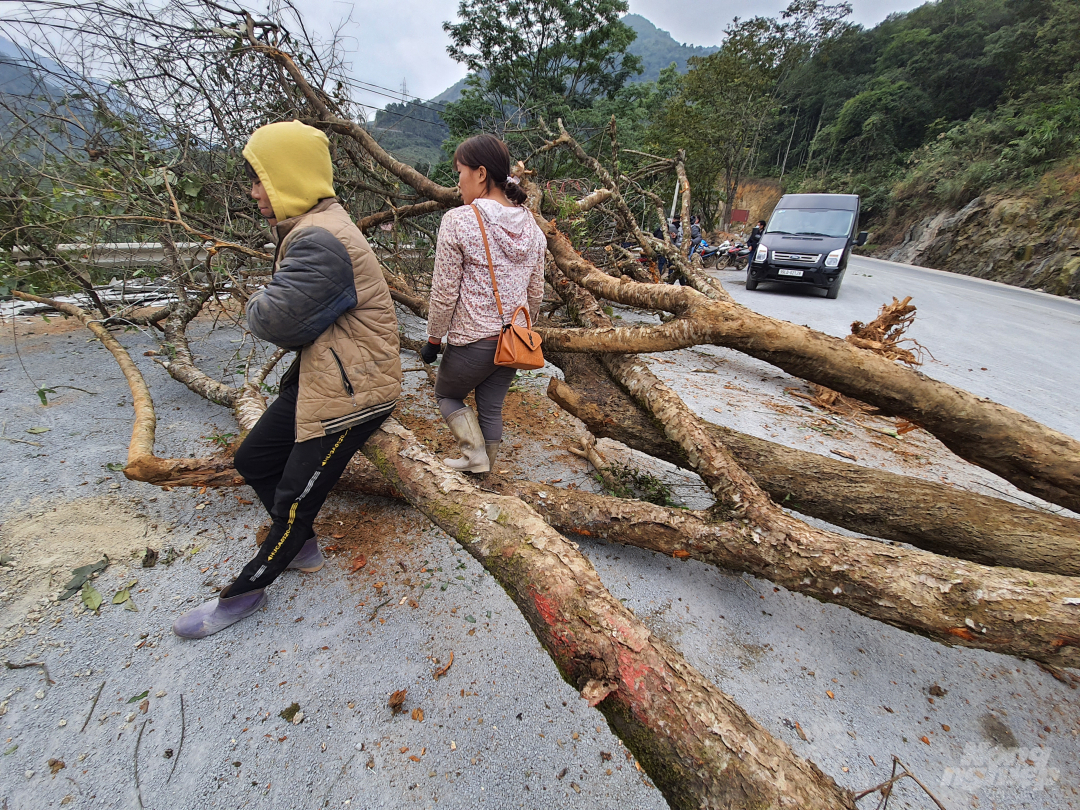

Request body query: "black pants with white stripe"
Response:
[229, 380, 389, 595]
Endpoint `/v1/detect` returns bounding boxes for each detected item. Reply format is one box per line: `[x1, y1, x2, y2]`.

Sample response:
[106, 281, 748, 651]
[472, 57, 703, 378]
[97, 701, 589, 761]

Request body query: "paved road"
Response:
[712, 255, 1080, 440]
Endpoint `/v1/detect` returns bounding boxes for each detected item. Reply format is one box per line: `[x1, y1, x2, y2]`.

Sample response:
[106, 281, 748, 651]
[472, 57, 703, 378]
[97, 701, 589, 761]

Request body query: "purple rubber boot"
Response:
[172, 586, 266, 639]
[286, 536, 324, 573]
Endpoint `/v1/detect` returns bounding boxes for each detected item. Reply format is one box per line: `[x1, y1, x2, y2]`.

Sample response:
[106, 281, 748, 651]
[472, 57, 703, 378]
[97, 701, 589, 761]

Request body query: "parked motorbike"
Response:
[723, 242, 751, 270]
[693, 239, 748, 269]
[690, 239, 722, 267]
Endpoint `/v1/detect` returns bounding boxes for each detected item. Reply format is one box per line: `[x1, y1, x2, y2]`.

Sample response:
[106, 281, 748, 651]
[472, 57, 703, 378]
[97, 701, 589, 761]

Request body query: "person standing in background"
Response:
[420, 134, 546, 474]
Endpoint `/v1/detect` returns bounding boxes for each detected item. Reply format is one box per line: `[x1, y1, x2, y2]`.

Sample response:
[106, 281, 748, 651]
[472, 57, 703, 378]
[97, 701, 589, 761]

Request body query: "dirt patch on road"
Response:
[0, 495, 163, 624]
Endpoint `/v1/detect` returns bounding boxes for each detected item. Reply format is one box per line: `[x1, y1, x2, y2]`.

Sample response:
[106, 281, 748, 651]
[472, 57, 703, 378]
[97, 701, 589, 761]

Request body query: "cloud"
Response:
[626, 0, 928, 48]
[295, 0, 467, 111]
[296, 0, 928, 107]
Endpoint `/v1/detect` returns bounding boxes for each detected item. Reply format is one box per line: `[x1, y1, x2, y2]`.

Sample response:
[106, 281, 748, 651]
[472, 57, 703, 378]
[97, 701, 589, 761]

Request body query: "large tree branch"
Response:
[12, 291, 243, 487]
[534, 214, 1080, 513]
[495, 478, 1080, 669]
[545, 360, 1080, 576]
[363, 419, 855, 810]
[355, 199, 447, 232]
[248, 44, 460, 207]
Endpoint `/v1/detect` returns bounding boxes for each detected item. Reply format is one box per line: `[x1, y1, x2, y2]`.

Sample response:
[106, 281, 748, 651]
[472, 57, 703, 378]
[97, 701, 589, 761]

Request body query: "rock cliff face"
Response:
[879, 191, 1080, 300]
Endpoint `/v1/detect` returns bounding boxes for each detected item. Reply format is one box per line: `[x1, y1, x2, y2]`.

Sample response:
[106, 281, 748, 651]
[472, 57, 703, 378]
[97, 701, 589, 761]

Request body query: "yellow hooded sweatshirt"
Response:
[242, 120, 336, 220]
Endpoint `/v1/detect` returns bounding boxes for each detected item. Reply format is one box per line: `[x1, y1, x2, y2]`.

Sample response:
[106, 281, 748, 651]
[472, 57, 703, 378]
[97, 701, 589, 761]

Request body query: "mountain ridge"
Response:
[378, 13, 719, 165]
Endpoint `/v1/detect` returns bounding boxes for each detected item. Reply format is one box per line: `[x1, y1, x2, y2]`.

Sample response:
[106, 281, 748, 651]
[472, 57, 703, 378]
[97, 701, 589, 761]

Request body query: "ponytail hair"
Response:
[453, 133, 527, 205]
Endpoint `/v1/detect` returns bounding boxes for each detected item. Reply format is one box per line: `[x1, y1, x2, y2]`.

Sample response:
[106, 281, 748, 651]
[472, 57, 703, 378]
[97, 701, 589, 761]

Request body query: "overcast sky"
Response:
[311, 0, 928, 116]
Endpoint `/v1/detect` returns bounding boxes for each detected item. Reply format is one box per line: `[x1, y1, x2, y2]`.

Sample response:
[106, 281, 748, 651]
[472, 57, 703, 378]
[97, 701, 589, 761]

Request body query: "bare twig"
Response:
[368, 599, 391, 622]
[167, 693, 185, 783]
[3, 659, 53, 684]
[81, 680, 106, 733]
[0, 436, 43, 447]
[134, 719, 147, 808]
[320, 752, 357, 807]
[852, 756, 949, 810]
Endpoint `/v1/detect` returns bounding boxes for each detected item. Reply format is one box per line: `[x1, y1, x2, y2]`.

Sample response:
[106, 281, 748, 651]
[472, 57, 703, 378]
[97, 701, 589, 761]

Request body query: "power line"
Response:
[344, 77, 453, 117]
[346, 76, 454, 110]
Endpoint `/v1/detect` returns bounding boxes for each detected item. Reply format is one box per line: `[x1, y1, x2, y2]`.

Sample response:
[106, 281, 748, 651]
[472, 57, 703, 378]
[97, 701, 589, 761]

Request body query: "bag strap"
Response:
[470, 204, 505, 322]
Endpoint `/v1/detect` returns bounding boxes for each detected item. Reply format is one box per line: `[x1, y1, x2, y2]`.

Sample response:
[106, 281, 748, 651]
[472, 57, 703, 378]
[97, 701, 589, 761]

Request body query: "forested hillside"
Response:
[762, 0, 1079, 218]
[371, 12, 718, 168]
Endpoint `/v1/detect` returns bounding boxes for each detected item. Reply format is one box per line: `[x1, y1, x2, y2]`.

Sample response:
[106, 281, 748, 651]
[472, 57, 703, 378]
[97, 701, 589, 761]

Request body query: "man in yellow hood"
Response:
[174, 120, 402, 639]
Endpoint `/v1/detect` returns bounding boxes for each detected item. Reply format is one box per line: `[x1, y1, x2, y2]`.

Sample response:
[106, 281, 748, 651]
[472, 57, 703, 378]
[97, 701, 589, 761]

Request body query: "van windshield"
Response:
[766, 208, 855, 239]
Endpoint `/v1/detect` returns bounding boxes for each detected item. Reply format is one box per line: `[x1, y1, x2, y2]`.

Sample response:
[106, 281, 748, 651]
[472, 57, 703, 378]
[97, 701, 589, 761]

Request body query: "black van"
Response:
[746, 193, 868, 299]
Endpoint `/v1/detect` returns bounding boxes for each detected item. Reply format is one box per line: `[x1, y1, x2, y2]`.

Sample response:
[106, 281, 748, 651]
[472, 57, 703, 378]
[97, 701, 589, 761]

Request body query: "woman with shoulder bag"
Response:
[420, 133, 546, 473]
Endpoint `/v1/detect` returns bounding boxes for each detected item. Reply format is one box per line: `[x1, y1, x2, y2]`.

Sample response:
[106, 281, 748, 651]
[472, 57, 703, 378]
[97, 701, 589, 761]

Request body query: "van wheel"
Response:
[825, 279, 842, 299]
[745, 270, 758, 291]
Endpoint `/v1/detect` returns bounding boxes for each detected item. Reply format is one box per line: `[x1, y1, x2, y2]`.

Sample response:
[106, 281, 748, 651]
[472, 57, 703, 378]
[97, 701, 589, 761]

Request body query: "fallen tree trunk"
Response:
[535, 216, 1080, 514]
[537, 274, 1080, 667]
[257, 48, 1080, 511]
[605, 336, 1080, 669]
[364, 419, 856, 810]
[546, 353, 1080, 577]
[491, 477, 1080, 670]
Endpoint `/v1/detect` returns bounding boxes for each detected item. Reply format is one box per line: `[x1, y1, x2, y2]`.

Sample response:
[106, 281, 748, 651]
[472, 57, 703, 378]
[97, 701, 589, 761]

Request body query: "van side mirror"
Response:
[855, 231, 869, 247]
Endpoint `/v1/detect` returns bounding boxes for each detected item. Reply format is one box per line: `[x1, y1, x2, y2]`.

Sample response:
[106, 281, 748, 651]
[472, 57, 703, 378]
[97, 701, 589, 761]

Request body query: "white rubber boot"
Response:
[443, 407, 490, 473]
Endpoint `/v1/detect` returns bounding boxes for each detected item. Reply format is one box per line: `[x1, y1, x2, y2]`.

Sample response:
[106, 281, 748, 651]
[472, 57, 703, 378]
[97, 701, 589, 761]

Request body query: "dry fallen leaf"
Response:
[672, 550, 690, 559]
[826, 690, 835, 699]
[400, 747, 409, 754]
[794, 721, 808, 741]
[411, 708, 424, 722]
[48, 758, 65, 774]
[433, 651, 454, 679]
[388, 689, 407, 715]
[831, 449, 858, 461]
[351, 555, 367, 572]
[921, 736, 931, 745]
[409, 755, 421, 762]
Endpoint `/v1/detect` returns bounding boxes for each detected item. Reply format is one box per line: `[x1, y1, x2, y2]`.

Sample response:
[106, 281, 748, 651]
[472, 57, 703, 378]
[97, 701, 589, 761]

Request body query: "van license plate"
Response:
[777, 268, 803, 277]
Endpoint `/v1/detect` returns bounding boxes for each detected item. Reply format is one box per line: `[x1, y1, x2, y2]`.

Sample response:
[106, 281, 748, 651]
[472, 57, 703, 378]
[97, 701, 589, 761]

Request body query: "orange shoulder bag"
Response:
[471, 204, 544, 370]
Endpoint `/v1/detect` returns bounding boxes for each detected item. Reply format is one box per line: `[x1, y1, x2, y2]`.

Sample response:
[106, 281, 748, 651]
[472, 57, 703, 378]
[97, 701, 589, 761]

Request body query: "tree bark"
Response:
[363, 419, 856, 810]
[492, 477, 1080, 670]
[606, 338, 1080, 670]
[534, 214, 1080, 514]
[546, 357, 1080, 577]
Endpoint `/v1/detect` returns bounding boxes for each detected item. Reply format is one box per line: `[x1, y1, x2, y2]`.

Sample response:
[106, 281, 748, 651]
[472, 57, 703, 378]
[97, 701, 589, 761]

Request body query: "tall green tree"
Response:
[441, 0, 642, 133]
[653, 2, 852, 229]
